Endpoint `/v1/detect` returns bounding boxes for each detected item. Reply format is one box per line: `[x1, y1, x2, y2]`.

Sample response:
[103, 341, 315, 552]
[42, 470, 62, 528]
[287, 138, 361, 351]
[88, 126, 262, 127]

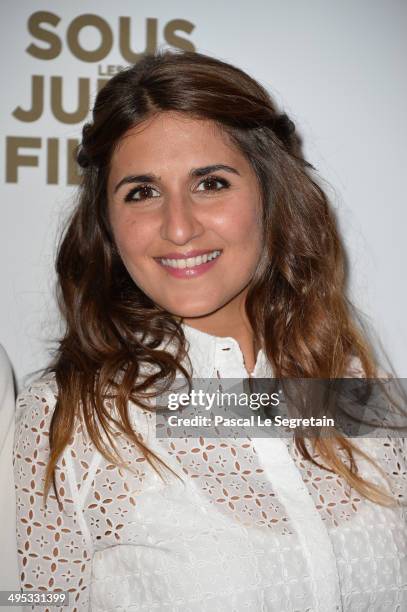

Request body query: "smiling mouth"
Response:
[155, 249, 222, 269]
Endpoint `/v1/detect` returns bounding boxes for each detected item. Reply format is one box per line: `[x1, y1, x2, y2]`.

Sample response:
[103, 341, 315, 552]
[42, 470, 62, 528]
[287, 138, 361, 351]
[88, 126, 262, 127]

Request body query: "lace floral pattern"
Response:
[13, 326, 407, 611]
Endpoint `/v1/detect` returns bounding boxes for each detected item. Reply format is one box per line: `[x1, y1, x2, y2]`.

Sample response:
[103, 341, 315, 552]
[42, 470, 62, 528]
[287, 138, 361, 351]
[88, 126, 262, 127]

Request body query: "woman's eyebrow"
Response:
[114, 173, 155, 193]
[191, 164, 240, 178]
[113, 164, 240, 194]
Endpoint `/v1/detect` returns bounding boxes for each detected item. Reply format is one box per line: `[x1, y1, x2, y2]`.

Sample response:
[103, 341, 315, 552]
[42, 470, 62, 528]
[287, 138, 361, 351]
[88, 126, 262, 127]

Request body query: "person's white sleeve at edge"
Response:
[0, 344, 22, 612]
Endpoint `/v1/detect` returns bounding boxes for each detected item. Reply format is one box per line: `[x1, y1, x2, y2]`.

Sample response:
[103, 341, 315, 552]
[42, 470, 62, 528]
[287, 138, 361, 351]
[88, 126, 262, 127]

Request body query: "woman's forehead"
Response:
[116, 112, 232, 152]
[109, 112, 250, 178]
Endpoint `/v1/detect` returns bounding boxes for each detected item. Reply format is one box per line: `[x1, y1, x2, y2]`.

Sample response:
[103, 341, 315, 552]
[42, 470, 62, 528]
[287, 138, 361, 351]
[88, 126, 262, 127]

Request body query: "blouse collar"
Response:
[181, 322, 274, 379]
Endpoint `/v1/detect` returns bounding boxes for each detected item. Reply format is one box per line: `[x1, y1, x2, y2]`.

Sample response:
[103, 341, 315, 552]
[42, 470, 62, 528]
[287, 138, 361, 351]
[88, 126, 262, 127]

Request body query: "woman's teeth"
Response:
[160, 250, 221, 269]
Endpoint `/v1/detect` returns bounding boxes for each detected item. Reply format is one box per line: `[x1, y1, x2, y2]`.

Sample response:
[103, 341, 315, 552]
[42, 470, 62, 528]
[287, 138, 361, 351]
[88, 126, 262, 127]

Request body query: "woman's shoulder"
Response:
[16, 371, 58, 422]
[15, 370, 155, 451]
[335, 357, 406, 502]
[17, 372, 58, 406]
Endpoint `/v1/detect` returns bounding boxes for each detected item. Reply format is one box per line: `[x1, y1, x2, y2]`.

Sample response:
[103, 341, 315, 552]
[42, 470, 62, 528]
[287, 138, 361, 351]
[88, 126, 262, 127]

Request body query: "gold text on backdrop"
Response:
[5, 11, 196, 185]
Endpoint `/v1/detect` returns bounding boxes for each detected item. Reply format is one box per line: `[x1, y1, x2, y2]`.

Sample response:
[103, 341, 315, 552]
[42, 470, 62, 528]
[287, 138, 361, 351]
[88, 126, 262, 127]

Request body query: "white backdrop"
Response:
[1, 0, 406, 388]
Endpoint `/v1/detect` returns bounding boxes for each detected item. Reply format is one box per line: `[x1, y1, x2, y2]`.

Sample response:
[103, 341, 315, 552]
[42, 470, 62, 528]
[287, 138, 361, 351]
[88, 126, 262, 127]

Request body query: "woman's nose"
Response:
[159, 192, 205, 245]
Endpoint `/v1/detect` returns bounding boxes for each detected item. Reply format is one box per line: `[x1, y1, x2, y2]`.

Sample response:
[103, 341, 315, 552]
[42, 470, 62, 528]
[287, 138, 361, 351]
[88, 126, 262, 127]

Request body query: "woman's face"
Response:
[107, 112, 263, 322]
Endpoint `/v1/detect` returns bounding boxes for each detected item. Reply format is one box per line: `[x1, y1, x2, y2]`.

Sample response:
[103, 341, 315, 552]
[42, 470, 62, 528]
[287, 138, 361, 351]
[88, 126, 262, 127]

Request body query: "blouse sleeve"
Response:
[13, 379, 92, 612]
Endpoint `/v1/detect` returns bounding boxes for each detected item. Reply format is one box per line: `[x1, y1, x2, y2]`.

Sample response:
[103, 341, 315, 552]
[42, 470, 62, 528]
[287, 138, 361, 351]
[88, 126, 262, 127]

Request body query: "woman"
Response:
[14, 50, 406, 611]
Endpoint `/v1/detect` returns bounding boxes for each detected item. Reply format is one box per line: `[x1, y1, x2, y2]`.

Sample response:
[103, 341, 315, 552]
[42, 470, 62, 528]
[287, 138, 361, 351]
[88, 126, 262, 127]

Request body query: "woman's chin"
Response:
[165, 301, 225, 320]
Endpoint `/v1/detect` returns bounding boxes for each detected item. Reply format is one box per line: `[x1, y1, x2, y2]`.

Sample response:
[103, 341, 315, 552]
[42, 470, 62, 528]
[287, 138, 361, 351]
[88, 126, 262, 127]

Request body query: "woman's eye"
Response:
[124, 185, 160, 202]
[196, 176, 230, 192]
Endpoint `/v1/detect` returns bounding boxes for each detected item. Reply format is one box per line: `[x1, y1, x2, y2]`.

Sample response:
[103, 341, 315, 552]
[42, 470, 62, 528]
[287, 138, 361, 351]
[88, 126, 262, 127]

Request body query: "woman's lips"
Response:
[154, 250, 222, 278]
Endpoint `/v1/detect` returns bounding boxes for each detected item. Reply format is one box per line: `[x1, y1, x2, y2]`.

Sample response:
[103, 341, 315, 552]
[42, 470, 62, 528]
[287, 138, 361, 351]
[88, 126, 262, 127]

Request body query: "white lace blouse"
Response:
[13, 324, 407, 611]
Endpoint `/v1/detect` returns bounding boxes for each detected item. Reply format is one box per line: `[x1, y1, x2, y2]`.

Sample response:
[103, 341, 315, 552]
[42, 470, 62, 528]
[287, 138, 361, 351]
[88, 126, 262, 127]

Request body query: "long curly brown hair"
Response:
[45, 49, 394, 506]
